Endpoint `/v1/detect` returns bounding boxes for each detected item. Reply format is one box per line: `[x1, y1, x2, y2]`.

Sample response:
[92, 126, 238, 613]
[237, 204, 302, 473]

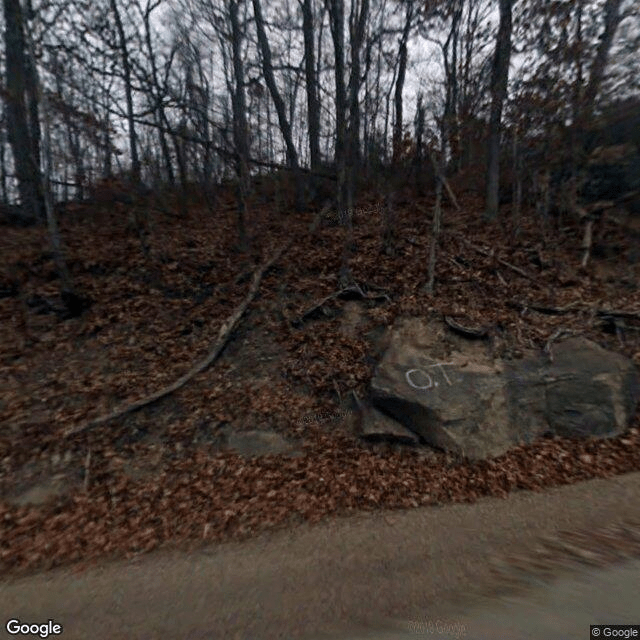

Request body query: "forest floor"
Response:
[0, 183, 639, 576]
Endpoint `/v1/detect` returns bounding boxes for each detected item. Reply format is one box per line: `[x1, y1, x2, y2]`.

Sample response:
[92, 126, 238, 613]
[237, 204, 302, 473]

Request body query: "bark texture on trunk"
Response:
[582, 0, 623, 121]
[111, 0, 141, 185]
[230, 0, 249, 250]
[485, 0, 513, 221]
[3, 0, 44, 222]
[302, 0, 321, 170]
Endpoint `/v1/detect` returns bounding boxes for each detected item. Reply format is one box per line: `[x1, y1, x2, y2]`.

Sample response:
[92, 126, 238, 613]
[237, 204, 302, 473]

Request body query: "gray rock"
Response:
[358, 403, 420, 445]
[528, 338, 638, 439]
[369, 318, 639, 460]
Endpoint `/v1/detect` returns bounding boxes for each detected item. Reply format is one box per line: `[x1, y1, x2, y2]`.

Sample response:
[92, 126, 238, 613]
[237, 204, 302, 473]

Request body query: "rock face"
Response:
[369, 318, 639, 460]
[358, 402, 420, 445]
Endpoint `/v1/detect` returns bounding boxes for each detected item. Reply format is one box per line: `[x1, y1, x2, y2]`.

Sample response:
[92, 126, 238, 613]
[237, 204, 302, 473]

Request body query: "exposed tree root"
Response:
[64, 241, 291, 438]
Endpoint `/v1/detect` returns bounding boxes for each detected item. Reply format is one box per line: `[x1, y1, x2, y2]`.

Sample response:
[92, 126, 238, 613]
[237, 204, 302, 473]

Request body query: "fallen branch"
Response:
[596, 309, 640, 320]
[449, 233, 534, 280]
[308, 200, 334, 234]
[507, 300, 583, 315]
[444, 315, 489, 338]
[581, 220, 593, 268]
[427, 148, 460, 211]
[64, 241, 291, 438]
[83, 449, 91, 492]
[508, 300, 640, 320]
[544, 328, 578, 361]
[442, 174, 460, 211]
[293, 282, 391, 326]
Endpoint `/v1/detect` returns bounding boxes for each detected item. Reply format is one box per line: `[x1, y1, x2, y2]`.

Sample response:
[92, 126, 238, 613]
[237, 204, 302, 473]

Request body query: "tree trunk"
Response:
[426, 148, 443, 295]
[346, 0, 368, 209]
[582, 0, 623, 121]
[23, 7, 81, 314]
[414, 93, 425, 195]
[484, 0, 513, 221]
[393, 39, 408, 163]
[511, 122, 521, 237]
[111, 0, 141, 185]
[253, 0, 299, 170]
[302, 0, 321, 170]
[326, 0, 352, 284]
[0, 123, 7, 204]
[3, 0, 44, 222]
[173, 127, 188, 217]
[229, 0, 249, 251]
[252, 0, 303, 210]
[326, 0, 347, 213]
[392, 3, 412, 164]
[143, 4, 175, 187]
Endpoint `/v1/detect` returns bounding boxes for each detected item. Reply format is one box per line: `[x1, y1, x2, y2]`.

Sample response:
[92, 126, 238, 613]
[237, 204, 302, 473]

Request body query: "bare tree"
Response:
[3, 0, 44, 222]
[485, 0, 513, 220]
[110, 0, 141, 185]
[392, 1, 414, 163]
[346, 0, 369, 204]
[229, 0, 250, 250]
[582, 0, 624, 121]
[138, 0, 176, 188]
[326, 0, 348, 218]
[301, 0, 321, 171]
[252, 0, 303, 208]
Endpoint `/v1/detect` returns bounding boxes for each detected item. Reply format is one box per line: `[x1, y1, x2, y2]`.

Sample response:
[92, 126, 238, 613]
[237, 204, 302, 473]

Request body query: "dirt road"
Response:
[3, 473, 640, 639]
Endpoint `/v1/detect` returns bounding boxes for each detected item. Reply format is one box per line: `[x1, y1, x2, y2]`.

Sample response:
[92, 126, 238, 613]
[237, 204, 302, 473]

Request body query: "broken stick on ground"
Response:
[453, 233, 534, 280]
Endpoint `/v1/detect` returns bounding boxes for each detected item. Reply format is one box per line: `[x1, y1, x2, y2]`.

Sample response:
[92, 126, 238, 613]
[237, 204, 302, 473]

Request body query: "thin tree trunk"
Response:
[393, 40, 407, 163]
[511, 122, 521, 237]
[346, 0, 368, 209]
[3, 0, 43, 222]
[302, 0, 321, 170]
[326, 0, 351, 284]
[23, 10, 79, 312]
[326, 0, 347, 212]
[0, 115, 7, 203]
[414, 93, 425, 196]
[302, 0, 321, 203]
[252, 0, 303, 209]
[426, 152, 443, 295]
[143, 4, 175, 187]
[229, 0, 249, 251]
[173, 128, 188, 217]
[582, 0, 623, 121]
[485, 0, 513, 221]
[111, 0, 141, 185]
[393, 2, 412, 163]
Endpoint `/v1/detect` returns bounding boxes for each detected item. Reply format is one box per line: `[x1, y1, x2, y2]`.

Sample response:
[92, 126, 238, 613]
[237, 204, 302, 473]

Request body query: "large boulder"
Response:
[369, 318, 639, 460]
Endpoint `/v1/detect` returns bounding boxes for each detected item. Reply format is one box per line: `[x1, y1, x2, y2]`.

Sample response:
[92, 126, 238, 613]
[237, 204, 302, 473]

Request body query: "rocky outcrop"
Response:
[358, 402, 420, 445]
[368, 318, 639, 460]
